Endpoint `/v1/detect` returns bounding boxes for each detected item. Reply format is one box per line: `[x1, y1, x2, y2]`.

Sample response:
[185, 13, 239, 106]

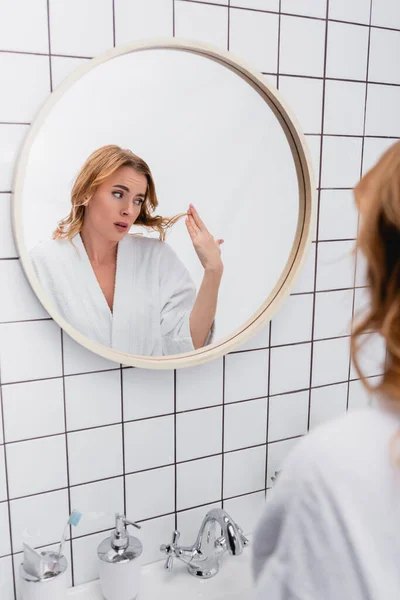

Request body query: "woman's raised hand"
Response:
[185, 204, 224, 274]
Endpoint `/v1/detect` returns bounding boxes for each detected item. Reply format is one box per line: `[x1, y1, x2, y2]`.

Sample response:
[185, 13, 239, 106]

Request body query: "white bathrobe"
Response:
[30, 233, 208, 356]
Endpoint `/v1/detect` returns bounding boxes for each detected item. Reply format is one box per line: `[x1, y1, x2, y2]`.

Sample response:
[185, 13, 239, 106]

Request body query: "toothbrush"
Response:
[57, 509, 82, 558]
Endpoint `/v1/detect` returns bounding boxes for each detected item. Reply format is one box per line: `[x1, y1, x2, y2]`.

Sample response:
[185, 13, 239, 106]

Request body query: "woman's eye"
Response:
[134, 198, 144, 205]
[113, 191, 123, 199]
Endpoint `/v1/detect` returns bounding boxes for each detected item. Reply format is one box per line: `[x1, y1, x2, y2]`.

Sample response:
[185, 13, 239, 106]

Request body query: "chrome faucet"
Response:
[160, 508, 249, 579]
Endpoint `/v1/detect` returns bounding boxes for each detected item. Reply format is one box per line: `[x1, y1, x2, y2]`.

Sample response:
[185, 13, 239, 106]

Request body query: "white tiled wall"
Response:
[0, 0, 396, 597]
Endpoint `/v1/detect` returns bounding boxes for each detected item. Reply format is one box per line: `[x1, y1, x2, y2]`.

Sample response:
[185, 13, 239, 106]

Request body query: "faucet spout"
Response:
[196, 508, 244, 556]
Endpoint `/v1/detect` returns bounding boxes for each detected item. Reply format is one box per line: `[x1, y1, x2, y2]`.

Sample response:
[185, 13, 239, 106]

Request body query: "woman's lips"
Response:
[114, 223, 128, 233]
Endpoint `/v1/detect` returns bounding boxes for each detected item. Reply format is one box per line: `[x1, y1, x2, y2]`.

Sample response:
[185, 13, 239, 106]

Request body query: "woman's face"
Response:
[84, 166, 148, 241]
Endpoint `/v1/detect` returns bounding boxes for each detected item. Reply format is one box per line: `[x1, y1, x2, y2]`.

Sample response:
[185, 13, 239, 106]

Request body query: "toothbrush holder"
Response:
[20, 552, 68, 600]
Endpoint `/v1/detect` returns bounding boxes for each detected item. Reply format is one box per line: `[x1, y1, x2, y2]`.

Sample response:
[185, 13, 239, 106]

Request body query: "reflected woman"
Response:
[30, 145, 223, 356]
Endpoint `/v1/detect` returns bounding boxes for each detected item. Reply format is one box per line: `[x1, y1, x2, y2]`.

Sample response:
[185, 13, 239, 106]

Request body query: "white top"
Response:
[30, 233, 212, 356]
[251, 404, 400, 600]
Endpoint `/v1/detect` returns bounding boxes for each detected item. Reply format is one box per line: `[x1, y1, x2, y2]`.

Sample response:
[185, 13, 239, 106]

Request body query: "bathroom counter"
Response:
[67, 545, 253, 600]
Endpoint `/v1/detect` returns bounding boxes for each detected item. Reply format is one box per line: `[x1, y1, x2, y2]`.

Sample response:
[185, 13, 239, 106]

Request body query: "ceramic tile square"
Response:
[266, 436, 301, 486]
[235, 324, 270, 352]
[176, 358, 223, 411]
[176, 406, 222, 462]
[319, 189, 359, 241]
[324, 80, 366, 136]
[314, 289, 354, 339]
[0, 502, 11, 557]
[365, 84, 400, 138]
[268, 390, 309, 442]
[0, 260, 48, 323]
[65, 370, 121, 431]
[0, 125, 29, 191]
[362, 137, 397, 175]
[329, 0, 371, 23]
[62, 333, 118, 375]
[0, 557, 14, 600]
[355, 249, 368, 287]
[348, 378, 375, 411]
[326, 21, 369, 80]
[51, 56, 91, 90]
[68, 424, 123, 485]
[223, 446, 265, 498]
[224, 398, 267, 451]
[0, 53, 49, 122]
[281, 0, 327, 18]
[126, 466, 175, 521]
[0, 195, 17, 258]
[353, 287, 371, 329]
[0, 451, 6, 503]
[312, 336, 351, 387]
[0, 0, 48, 53]
[369, 28, 400, 85]
[225, 350, 269, 403]
[174, 1, 228, 50]
[304, 134, 321, 185]
[309, 382, 348, 429]
[138, 514, 175, 565]
[316, 241, 356, 291]
[291, 243, 316, 294]
[271, 294, 313, 345]
[123, 368, 174, 421]
[229, 8, 279, 73]
[115, 0, 173, 45]
[124, 416, 174, 472]
[177, 455, 222, 510]
[10, 489, 69, 552]
[2, 378, 64, 443]
[279, 15, 326, 77]
[269, 343, 311, 395]
[49, 0, 113, 56]
[224, 491, 266, 536]
[371, 0, 400, 29]
[177, 501, 222, 547]
[279, 76, 323, 134]
[350, 333, 386, 379]
[321, 136, 363, 189]
[0, 320, 62, 384]
[72, 530, 105, 585]
[230, 0, 278, 10]
[263, 73, 278, 88]
[6, 435, 67, 499]
[0, 404, 3, 445]
[70, 477, 124, 537]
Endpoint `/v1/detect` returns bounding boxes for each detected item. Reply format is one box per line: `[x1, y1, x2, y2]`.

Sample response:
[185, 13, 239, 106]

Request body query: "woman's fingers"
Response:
[187, 213, 199, 233]
[189, 203, 207, 231]
[185, 217, 197, 240]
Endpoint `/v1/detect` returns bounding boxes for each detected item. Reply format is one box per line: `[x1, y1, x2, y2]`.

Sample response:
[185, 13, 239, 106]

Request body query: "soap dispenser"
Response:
[97, 513, 143, 600]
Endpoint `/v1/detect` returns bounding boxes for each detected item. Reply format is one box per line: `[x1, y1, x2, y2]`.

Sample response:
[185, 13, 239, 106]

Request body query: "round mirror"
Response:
[12, 39, 315, 369]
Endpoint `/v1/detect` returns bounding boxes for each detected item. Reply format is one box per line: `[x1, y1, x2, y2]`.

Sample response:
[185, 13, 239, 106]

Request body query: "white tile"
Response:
[0, 451, 6, 502]
[235, 324, 270, 352]
[70, 477, 124, 537]
[124, 416, 174, 472]
[51, 56, 90, 90]
[229, 8, 279, 73]
[321, 136, 363, 188]
[279, 76, 323, 134]
[280, 15, 326, 77]
[123, 368, 174, 421]
[350, 332, 386, 379]
[281, 0, 327, 18]
[10, 489, 69, 552]
[271, 294, 313, 345]
[309, 382, 348, 429]
[266, 436, 301, 486]
[0, 125, 29, 191]
[0, 320, 62, 383]
[314, 289, 354, 339]
[49, 0, 113, 56]
[65, 370, 121, 431]
[268, 390, 309, 442]
[126, 466, 175, 521]
[0, 195, 17, 258]
[348, 378, 376, 411]
[115, 0, 173, 45]
[0, 502, 11, 556]
[355, 249, 368, 287]
[2, 378, 64, 443]
[176, 358, 223, 411]
[291, 243, 316, 294]
[72, 530, 106, 586]
[269, 343, 311, 395]
[68, 424, 123, 485]
[177, 455, 222, 510]
[369, 28, 400, 85]
[176, 501, 222, 547]
[312, 336, 351, 387]
[174, 1, 228, 50]
[316, 241, 355, 291]
[0, 0, 48, 53]
[326, 21, 369, 80]
[304, 134, 321, 186]
[353, 286, 371, 329]
[324, 80, 366, 135]
[362, 137, 397, 175]
[176, 406, 222, 461]
[224, 398, 267, 451]
[0, 53, 49, 122]
[371, 0, 400, 29]
[365, 85, 400, 138]
[224, 491, 266, 536]
[0, 404, 3, 445]
[0, 260, 48, 322]
[329, 0, 371, 23]
[319, 189, 359, 241]
[223, 446, 265, 497]
[62, 332, 118, 375]
[7, 435, 67, 498]
[0, 557, 14, 600]
[230, 0, 278, 10]
[225, 350, 269, 402]
[139, 513, 175, 565]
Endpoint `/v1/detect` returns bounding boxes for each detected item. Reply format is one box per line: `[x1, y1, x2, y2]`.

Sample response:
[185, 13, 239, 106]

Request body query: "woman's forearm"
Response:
[190, 267, 223, 349]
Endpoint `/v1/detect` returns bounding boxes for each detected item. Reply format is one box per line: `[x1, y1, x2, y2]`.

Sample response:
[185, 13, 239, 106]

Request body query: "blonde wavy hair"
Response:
[351, 140, 400, 405]
[53, 145, 185, 242]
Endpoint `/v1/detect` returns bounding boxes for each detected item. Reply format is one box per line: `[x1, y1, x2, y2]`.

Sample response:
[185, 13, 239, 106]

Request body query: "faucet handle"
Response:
[236, 524, 250, 547]
[160, 530, 180, 570]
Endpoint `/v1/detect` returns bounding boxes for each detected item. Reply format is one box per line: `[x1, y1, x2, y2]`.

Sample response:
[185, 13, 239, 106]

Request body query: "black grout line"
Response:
[120, 366, 126, 517]
[221, 356, 226, 507]
[172, 0, 176, 37]
[264, 322, 272, 497]
[173, 369, 178, 530]
[227, 0, 230, 51]
[112, 0, 116, 47]
[46, 0, 53, 93]
[276, 0, 282, 90]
